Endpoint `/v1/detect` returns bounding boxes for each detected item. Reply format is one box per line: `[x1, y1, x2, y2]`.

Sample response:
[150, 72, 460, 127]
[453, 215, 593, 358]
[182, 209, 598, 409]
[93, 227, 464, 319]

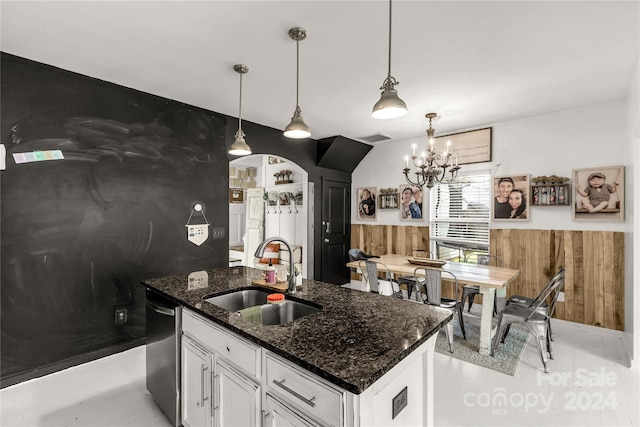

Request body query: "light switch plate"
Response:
[212, 227, 225, 239]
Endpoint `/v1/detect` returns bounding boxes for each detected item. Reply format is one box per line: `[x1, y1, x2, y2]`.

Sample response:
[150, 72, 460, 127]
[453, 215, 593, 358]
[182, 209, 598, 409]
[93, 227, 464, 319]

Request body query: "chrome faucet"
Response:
[254, 237, 297, 295]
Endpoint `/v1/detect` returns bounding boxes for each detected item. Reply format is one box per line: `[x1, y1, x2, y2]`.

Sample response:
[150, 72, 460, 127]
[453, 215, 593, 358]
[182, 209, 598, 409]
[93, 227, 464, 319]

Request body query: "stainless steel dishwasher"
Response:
[146, 288, 181, 427]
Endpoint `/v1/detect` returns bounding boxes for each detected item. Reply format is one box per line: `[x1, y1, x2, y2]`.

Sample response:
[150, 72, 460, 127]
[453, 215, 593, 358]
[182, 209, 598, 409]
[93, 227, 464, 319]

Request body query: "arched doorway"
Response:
[229, 155, 310, 279]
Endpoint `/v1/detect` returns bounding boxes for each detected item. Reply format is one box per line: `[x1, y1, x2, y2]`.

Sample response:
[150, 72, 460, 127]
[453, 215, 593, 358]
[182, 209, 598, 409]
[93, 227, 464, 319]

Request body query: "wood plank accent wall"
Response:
[350, 225, 624, 331]
[491, 229, 624, 331]
[351, 225, 430, 256]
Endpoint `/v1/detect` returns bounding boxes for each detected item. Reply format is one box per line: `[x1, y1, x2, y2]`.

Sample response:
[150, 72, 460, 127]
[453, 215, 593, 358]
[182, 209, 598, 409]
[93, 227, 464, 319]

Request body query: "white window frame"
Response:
[429, 170, 491, 260]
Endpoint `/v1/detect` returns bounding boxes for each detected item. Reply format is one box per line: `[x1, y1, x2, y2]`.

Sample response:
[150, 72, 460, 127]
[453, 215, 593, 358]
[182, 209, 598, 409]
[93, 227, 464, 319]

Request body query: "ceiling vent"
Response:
[358, 133, 392, 144]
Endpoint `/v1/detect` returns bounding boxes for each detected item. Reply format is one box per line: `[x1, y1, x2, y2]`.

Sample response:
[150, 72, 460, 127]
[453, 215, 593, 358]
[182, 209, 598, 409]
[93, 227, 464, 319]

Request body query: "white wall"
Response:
[353, 100, 629, 233]
[624, 57, 640, 368]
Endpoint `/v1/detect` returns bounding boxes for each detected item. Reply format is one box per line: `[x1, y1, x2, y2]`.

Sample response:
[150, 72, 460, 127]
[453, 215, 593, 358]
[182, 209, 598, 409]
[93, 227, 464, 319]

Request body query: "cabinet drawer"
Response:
[266, 353, 344, 427]
[182, 309, 260, 378]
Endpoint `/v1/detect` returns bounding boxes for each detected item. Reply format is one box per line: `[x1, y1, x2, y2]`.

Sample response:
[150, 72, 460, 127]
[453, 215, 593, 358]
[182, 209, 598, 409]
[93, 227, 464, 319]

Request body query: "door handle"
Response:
[325, 221, 330, 233]
[324, 238, 329, 243]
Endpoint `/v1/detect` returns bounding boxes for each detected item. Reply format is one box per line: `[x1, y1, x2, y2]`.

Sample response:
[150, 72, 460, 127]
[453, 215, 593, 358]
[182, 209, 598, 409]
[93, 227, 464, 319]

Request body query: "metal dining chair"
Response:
[460, 253, 503, 314]
[397, 250, 434, 302]
[413, 268, 467, 352]
[504, 267, 566, 343]
[491, 268, 565, 373]
[359, 260, 402, 298]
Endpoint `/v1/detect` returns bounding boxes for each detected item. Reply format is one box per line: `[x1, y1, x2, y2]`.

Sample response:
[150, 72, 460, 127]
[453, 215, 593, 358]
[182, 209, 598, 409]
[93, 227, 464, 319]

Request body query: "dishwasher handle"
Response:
[146, 299, 176, 317]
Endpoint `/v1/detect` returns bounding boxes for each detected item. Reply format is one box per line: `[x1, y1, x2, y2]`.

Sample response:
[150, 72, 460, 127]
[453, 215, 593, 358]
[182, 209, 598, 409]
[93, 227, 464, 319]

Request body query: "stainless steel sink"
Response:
[260, 300, 321, 325]
[204, 289, 322, 324]
[204, 289, 271, 312]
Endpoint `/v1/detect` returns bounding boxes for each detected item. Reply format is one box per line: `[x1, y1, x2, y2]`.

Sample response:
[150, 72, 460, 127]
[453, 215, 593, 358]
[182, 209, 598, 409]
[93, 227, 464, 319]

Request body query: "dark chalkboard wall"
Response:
[0, 53, 359, 385]
[0, 53, 231, 383]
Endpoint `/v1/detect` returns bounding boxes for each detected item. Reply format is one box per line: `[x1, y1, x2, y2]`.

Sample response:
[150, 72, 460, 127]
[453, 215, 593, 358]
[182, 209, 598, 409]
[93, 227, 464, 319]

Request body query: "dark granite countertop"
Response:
[143, 266, 453, 394]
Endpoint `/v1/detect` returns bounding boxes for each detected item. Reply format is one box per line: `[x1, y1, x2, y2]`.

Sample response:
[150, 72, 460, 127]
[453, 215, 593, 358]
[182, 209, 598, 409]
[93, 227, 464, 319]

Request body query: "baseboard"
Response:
[1, 338, 146, 389]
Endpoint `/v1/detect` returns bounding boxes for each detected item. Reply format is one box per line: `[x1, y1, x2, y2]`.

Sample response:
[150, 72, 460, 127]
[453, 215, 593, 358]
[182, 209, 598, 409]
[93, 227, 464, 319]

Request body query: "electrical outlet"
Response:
[212, 227, 225, 239]
[115, 308, 128, 325]
[557, 291, 565, 302]
[392, 386, 408, 419]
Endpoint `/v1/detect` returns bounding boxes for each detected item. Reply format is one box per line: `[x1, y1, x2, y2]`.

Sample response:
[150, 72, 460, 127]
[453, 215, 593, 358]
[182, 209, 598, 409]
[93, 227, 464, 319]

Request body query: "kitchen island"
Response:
[144, 266, 452, 427]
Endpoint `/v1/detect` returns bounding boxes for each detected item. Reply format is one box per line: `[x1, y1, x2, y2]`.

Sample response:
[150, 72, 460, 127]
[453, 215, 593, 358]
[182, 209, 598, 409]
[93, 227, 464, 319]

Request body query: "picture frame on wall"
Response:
[572, 165, 624, 221]
[433, 127, 492, 165]
[493, 174, 530, 220]
[378, 188, 399, 209]
[399, 185, 424, 220]
[229, 188, 244, 203]
[357, 187, 377, 220]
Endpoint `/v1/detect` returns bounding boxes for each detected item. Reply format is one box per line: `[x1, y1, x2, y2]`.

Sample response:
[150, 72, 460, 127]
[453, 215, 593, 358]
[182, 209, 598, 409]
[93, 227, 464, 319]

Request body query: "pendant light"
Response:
[228, 64, 252, 156]
[371, 0, 408, 119]
[284, 27, 311, 139]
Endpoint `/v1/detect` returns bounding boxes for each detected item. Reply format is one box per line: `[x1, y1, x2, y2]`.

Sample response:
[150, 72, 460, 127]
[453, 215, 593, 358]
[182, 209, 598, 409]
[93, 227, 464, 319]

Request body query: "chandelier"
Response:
[403, 113, 461, 189]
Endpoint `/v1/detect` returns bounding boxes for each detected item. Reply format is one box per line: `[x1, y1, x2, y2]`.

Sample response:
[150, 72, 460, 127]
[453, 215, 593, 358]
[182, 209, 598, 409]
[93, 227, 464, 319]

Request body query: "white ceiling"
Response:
[1, 1, 638, 144]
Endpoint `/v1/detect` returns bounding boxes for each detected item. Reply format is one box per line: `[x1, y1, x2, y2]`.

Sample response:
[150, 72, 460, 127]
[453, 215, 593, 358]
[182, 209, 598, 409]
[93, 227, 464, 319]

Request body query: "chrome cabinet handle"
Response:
[325, 221, 330, 233]
[213, 373, 219, 410]
[272, 379, 316, 407]
[200, 364, 209, 407]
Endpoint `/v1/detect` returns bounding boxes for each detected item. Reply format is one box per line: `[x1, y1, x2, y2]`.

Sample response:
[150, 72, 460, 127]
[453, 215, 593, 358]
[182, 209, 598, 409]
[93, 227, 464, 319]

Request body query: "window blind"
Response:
[429, 172, 491, 254]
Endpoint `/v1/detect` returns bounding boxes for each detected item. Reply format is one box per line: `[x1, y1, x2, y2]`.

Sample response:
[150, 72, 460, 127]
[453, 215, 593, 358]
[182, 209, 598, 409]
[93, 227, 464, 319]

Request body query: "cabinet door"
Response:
[182, 338, 212, 427]
[215, 361, 260, 427]
[265, 393, 316, 427]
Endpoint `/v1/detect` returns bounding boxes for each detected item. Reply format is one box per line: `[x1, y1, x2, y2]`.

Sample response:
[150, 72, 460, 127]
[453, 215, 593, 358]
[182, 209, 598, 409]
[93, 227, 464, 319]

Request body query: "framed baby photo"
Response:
[492, 174, 530, 221]
[399, 185, 424, 221]
[572, 165, 624, 221]
[357, 187, 377, 220]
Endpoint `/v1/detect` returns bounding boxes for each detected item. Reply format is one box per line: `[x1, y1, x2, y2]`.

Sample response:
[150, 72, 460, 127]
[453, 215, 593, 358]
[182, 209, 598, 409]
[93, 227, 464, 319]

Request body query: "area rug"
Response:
[435, 316, 530, 376]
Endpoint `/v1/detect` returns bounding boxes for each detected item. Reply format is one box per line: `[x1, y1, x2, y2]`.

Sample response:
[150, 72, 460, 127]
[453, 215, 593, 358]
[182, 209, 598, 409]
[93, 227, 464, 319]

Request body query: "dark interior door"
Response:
[321, 179, 350, 284]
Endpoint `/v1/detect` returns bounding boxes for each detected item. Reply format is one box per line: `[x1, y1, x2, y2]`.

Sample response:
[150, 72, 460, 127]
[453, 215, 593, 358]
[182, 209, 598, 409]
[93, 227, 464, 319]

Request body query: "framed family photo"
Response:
[572, 165, 624, 221]
[399, 185, 424, 220]
[357, 187, 377, 220]
[493, 174, 530, 221]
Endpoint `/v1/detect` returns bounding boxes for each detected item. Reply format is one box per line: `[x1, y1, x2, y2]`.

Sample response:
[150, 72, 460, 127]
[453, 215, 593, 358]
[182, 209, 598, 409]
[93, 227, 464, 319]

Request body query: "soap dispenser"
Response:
[265, 261, 277, 284]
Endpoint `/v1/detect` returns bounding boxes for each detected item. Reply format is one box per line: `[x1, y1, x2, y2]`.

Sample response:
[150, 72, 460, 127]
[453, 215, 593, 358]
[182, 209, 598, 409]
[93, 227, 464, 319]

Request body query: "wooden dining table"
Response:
[346, 254, 521, 355]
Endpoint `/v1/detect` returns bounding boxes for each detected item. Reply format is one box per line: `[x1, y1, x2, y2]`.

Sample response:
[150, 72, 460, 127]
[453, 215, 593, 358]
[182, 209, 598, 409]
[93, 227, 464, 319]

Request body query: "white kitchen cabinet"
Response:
[182, 308, 438, 427]
[215, 361, 260, 427]
[265, 353, 344, 427]
[182, 337, 212, 427]
[182, 309, 261, 427]
[265, 393, 316, 427]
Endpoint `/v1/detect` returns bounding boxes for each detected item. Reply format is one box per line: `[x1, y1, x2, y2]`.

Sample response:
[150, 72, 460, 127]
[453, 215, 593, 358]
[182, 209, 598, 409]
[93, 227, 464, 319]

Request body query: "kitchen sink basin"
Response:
[204, 289, 322, 325]
[204, 289, 271, 312]
[260, 300, 321, 325]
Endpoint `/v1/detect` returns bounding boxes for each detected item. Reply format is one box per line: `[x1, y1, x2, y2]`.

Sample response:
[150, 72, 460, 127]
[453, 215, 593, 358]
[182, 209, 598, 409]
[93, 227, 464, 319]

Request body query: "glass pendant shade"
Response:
[228, 129, 251, 156]
[371, 85, 408, 119]
[284, 106, 311, 139]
